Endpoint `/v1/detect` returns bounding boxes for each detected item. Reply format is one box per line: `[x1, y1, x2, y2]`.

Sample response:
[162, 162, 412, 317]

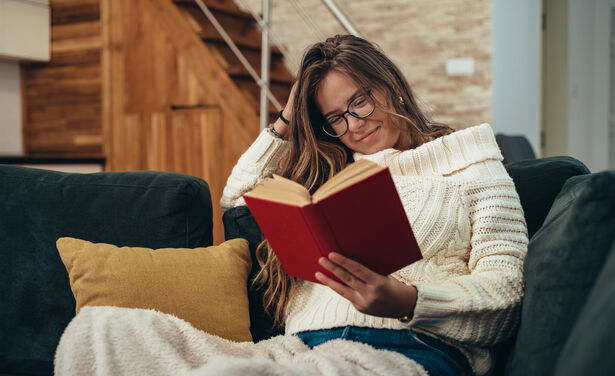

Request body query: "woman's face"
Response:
[315, 70, 403, 155]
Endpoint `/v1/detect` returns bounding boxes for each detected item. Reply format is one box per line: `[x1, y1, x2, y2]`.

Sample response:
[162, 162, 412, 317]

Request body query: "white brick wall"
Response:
[238, 0, 492, 129]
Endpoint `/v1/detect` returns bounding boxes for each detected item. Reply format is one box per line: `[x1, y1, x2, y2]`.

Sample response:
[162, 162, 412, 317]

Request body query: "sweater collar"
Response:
[353, 123, 503, 176]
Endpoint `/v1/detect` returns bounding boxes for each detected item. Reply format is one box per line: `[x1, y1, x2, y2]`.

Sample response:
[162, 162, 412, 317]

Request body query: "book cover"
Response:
[243, 160, 422, 284]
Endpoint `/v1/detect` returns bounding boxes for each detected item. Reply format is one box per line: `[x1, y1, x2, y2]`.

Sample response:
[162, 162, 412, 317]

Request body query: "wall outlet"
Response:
[446, 57, 475, 76]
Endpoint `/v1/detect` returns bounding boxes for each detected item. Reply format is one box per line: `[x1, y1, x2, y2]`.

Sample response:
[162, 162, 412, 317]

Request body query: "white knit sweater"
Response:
[220, 123, 528, 376]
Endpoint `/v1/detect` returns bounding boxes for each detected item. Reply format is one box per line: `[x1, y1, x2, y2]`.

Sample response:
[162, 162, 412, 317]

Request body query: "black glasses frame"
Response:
[321, 90, 375, 138]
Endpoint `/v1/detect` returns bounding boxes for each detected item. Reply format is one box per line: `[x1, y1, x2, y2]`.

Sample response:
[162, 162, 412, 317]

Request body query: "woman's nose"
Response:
[346, 114, 365, 132]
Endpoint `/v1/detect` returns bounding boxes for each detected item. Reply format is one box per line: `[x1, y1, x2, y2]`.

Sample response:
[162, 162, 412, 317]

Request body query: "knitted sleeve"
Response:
[220, 128, 289, 211]
[408, 164, 528, 347]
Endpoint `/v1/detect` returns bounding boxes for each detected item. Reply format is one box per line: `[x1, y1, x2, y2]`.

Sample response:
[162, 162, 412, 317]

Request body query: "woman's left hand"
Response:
[315, 252, 418, 319]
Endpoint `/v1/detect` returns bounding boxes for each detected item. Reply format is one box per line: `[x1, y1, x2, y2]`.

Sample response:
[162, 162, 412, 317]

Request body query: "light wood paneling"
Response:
[103, 0, 261, 244]
[22, 0, 266, 245]
[116, 109, 225, 242]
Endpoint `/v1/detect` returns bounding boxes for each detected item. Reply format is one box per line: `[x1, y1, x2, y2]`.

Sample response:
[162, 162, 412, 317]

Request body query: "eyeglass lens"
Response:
[323, 93, 374, 137]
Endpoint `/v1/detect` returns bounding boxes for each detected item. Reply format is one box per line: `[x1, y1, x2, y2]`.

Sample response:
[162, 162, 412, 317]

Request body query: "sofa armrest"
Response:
[0, 165, 213, 375]
[502, 170, 615, 376]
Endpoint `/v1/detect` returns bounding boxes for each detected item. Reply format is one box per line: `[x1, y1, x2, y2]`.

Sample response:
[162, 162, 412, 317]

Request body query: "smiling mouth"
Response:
[357, 127, 379, 143]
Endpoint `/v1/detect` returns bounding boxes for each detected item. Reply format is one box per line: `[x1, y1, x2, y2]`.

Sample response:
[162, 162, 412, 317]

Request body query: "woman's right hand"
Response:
[271, 81, 297, 138]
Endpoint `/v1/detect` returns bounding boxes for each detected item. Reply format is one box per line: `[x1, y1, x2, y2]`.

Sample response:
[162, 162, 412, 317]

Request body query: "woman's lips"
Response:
[358, 127, 379, 143]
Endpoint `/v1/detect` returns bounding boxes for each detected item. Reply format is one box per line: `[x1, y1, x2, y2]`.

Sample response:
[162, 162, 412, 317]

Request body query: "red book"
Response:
[243, 159, 422, 284]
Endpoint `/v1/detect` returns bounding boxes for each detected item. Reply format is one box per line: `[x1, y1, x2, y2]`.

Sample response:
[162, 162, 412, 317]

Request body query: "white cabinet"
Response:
[0, 0, 50, 61]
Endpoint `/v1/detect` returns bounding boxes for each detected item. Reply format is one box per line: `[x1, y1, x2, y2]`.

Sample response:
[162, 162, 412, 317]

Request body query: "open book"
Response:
[243, 159, 422, 284]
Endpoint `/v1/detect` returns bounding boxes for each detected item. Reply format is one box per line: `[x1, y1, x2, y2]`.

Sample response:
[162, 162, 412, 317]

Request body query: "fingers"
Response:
[314, 272, 357, 301]
[316, 252, 417, 319]
[318, 255, 363, 289]
[326, 252, 379, 284]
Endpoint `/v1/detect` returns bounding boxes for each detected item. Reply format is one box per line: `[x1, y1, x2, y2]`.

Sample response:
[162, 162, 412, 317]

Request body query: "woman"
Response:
[220, 34, 528, 376]
[55, 35, 527, 376]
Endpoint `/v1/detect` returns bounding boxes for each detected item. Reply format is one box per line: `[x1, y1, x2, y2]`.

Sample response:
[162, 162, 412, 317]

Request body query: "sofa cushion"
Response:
[56, 237, 252, 342]
[505, 170, 615, 376]
[0, 165, 213, 376]
[490, 156, 590, 375]
[223, 206, 284, 342]
[504, 156, 590, 238]
[554, 241, 615, 375]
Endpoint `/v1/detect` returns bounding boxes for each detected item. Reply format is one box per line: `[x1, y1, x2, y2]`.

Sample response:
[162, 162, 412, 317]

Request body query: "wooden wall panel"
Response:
[104, 0, 261, 244]
[117, 109, 225, 243]
[21, 0, 262, 245]
[22, 0, 102, 156]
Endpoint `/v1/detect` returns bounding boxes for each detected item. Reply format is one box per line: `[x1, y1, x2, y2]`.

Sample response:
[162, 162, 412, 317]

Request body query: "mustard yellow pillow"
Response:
[56, 237, 252, 342]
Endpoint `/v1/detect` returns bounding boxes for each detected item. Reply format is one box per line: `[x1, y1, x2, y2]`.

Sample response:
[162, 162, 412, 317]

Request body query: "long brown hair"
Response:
[253, 35, 454, 327]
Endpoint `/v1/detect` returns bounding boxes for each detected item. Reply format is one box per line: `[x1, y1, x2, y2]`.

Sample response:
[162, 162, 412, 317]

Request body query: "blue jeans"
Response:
[295, 326, 474, 376]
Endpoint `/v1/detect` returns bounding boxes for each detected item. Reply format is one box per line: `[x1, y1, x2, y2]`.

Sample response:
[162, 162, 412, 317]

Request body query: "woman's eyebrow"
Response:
[323, 90, 361, 117]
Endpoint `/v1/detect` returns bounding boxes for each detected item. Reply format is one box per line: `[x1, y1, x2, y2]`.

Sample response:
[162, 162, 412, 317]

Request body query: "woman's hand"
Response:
[271, 81, 297, 138]
[315, 252, 418, 319]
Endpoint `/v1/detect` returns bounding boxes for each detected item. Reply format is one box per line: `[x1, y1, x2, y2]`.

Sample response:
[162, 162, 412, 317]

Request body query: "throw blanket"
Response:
[55, 306, 427, 376]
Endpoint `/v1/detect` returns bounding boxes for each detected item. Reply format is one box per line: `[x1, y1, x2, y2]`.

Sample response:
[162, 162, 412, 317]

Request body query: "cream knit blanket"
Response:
[55, 306, 427, 376]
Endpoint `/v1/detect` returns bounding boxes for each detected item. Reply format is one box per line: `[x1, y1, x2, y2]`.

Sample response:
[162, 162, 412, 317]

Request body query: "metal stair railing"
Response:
[235, 0, 300, 69]
[287, 0, 325, 41]
[193, 0, 361, 130]
[320, 0, 360, 37]
[194, 0, 283, 133]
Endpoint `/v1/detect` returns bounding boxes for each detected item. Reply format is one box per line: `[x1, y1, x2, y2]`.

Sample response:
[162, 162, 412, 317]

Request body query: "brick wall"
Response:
[238, 0, 492, 129]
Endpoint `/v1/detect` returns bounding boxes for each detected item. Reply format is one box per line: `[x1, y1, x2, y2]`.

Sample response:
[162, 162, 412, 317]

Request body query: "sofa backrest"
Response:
[0, 165, 213, 376]
[503, 156, 590, 238]
[223, 156, 595, 374]
[504, 169, 615, 376]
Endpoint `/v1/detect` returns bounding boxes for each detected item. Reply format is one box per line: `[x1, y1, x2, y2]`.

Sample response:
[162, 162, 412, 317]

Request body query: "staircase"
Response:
[173, 0, 295, 122]
[20, 0, 295, 245]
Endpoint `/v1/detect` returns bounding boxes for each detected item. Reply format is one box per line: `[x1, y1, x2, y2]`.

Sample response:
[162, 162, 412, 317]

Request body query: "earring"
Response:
[399, 96, 405, 105]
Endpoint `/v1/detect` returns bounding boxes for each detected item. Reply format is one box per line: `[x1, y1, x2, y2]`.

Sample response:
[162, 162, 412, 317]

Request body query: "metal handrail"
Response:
[288, 0, 325, 41]
[321, 0, 361, 37]
[194, 0, 282, 131]
[193, 0, 362, 130]
[235, 0, 299, 69]
[259, 0, 271, 131]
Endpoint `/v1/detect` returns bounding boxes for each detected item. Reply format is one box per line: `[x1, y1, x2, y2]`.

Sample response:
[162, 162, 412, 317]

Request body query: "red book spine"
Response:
[300, 204, 341, 282]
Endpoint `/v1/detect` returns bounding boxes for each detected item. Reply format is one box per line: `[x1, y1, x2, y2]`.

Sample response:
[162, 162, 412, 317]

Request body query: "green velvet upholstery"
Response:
[0, 165, 213, 376]
[223, 205, 284, 342]
[489, 156, 591, 375]
[504, 156, 590, 238]
[555, 241, 615, 375]
[505, 170, 615, 376]
[2, 154, 609, 376]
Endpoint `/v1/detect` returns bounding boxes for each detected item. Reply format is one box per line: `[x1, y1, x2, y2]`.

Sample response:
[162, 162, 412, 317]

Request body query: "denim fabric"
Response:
[296, 326, 474, 376]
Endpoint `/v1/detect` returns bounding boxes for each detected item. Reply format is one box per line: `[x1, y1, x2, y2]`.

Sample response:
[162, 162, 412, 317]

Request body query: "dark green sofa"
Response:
[222, 156, 615, 376]
[0, 166, 214, 375]
[1, 156, 614, 375]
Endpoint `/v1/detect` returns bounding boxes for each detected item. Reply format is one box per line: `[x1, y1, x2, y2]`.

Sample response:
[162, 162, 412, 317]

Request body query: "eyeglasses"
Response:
[321, 90, 375, 138]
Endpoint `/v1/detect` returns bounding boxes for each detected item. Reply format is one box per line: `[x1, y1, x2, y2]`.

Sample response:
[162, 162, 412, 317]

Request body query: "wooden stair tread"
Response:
[241, 92, 288, 118]
[198, 25, 282, 54]
[237, 80, 291, 110]
[173, 0, 295, 120]
[174, 0, 255, 21]
[225, 64, 294, 85]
